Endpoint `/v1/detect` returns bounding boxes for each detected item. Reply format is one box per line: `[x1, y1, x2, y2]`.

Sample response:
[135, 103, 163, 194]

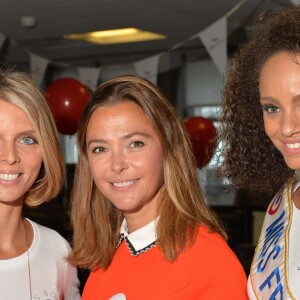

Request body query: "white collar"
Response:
[118, 218, 157, 256]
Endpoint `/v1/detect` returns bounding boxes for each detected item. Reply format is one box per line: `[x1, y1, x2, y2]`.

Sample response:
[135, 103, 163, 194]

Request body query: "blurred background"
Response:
[2, 0, 296, 289]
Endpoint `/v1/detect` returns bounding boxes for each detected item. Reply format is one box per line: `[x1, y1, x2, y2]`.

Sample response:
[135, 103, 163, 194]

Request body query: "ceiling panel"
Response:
[0, 0, 294, 67]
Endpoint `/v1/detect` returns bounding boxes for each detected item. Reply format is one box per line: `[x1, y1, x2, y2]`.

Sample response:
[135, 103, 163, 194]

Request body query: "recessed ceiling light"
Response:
[21, 16, 37, 28]
[64, 27, 166, 45]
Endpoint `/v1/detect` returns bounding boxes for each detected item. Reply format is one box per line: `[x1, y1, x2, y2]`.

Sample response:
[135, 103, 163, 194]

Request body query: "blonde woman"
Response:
[70, 75, 247, 299]
[0, 69, 81, 299]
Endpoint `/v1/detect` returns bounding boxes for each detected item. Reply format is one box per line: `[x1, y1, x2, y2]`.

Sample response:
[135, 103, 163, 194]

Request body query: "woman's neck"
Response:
[0, 203, 28, 259]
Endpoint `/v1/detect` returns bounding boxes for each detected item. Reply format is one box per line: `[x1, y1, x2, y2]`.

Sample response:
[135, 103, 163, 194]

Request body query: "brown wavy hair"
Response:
[218, 6, 300, 194]
[70, 75, 226, 270]
[0, 68, 65, 206]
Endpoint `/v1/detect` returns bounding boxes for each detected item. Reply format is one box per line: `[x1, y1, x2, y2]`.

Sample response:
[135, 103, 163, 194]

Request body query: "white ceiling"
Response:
[0, 0, 293, 68]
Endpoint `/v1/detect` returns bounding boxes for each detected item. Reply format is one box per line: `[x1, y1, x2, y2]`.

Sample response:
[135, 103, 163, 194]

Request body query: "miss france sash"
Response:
[249, 176, 296, 300]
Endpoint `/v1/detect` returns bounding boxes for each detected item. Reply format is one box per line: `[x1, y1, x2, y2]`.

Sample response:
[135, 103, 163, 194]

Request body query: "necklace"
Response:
[22, 219, 32, 300]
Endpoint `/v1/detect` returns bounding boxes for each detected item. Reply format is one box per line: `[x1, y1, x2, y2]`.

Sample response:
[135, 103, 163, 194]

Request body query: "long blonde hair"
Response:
[70, 75, 226, 270]
[0, 69, 65, 206]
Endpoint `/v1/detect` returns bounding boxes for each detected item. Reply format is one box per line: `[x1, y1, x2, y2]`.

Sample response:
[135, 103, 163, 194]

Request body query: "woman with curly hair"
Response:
[70, 75, 247, 299]
[219, 5, 300, 299]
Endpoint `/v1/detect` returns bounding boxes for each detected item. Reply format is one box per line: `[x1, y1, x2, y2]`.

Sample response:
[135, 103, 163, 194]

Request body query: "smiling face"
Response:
[86, 101, 164, 231]
[0, 100, 43, 204]
[259, 51, 300, 170]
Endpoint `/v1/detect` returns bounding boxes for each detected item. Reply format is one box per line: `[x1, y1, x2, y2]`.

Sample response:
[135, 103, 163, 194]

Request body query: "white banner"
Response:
[290, 0, 300, 5]
[134, 55, 160, 85]
[78, 67, 101, 92]
[199, 17, 227, 74]
[30, 54, 49, 86]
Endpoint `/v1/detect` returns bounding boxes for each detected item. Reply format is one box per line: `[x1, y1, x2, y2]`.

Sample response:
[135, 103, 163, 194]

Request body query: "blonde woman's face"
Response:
[259, 51, 300, 170]
[0, 100, 43, 204]
[86, 101, 164, 232]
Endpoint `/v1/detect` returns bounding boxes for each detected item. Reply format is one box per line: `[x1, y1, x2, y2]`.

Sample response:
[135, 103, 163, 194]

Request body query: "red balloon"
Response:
[184, 117, 217, 168]
[45, 78, 90, 135]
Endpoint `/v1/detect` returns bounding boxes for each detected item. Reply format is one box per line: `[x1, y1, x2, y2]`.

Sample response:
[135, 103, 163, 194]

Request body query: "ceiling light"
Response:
[21, 16, 37, 28]
[64, 27, 166, 45]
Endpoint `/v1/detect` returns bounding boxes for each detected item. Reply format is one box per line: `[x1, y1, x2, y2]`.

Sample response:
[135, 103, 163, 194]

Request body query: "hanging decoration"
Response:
[134, 54, 161, 85]
[30, 54, 49, 86]
[198, 17, 227, 74]
[78, 67, 101, 92]
[0, 0, 249, 88]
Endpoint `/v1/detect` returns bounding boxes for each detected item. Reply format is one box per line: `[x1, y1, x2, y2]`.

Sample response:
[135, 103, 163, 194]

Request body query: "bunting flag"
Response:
[0, 32, 6, 51]
[9, 0, 246, 84]
[134, 55, 160, 85]
[159, 52, 171, 73]
[290, 0, 300, 5]
[30, 54, 49, 86]
[198, 17, 227, 74]
[78, 67, 101, 92]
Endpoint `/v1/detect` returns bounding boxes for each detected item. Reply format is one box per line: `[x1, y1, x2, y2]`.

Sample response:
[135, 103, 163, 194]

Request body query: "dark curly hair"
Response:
[219, 6, 300, 194]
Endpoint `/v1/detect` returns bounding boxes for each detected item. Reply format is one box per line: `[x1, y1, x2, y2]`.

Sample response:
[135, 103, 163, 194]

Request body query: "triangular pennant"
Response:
[78, 67, 101, 92]
[134, 55, 160, 85]
[30, 54, 49, 86]
[199, 17, 227, 74]
[159, 52, 171, 73]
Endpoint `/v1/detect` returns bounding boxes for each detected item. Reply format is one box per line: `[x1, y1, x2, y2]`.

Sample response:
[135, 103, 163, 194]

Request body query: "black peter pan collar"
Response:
[117, 218, 157, 256]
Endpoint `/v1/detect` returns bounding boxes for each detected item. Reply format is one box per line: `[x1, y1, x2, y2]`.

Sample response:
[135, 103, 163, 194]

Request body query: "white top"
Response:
[0, 219, 81, 300]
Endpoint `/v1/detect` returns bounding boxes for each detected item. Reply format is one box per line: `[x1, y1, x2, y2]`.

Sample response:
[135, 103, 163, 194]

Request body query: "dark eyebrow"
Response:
[259, 97, 278, 103]
[87, 138, 105, 147]
[260, 95, 300, 103]
[123, 132, 151, 139]
[87, 131, 151, 147]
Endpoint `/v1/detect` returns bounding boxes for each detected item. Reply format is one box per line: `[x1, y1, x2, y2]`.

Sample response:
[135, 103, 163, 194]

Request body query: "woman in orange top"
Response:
[70, 75, 247, 299]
